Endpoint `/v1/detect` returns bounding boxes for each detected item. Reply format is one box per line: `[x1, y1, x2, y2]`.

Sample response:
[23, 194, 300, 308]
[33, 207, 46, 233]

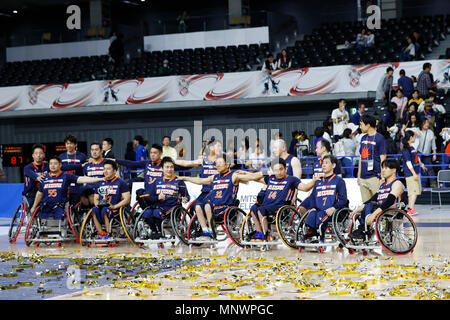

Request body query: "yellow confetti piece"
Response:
[274, 257, 286, 261]
[210, 254, 227, 258]
[83, 291, 103, 296]
[359, 291, 375, 299]
[329, 291, 351, 295]
[338, 271, 360, 275]
[192, 293, 201, 298]
[246, 258, 266, 262]
[209, 293, 219, 298]
[258, 291, 271, 296]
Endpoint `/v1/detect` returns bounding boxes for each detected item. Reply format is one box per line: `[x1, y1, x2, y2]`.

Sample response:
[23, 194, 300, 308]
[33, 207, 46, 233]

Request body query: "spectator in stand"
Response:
[391, 89, 408, 121]
[296, 131, 310, 157]
[314, 127, 325, 148]
[174, 136, 186, 161]
[397, 69, 414, 100]
[365, 30, 375, 47]
[162, 136, 177, 160]
[102, 138, 115, 159]
[408, 89, 423, 107]
[383, 103, 398, 128]
[277, 49, 292, 70]
[331, 99, 350, 142]
[249, 143, 266, 171]
[177, 11, 189, 33]
[402, 130, 427, 216]
[412, 31, 423, 57]
[417, 62, 436, 98]
[288, 130, 299, 156]
[377, 121, 398, 155]
[269, 132, 282, 157]
[440, 127, 450, 168]
[322, 120, 333, 144]
[124, 142, 136, 161]
[418, 100, 439, 134]
[355, 28, 367, 50]
[338, 127, 357, 178]
[134, 135, 147, 161]
[157, 59, 173, 76]
[400, 36, 416, 61]
[237, 137, 252, 169]
[351, 103, 365, 126]
[417, 118, 437, 188]
[376, 67, 394, 101]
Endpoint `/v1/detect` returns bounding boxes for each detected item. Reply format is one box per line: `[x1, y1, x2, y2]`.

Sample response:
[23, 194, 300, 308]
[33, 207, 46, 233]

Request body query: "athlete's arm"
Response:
[110, 191, 131, 210]
[232, 171, 264, 184]
[177, 175, 214, 185]
[365, 180, 403, 225]
[175, 157, 202, 168]
[30, 191, 43, 214]
[297, 175, 319, 192]
[291, 157, 302, 179]
[114, 159, 146, 169]
[76, 176, 104, 184]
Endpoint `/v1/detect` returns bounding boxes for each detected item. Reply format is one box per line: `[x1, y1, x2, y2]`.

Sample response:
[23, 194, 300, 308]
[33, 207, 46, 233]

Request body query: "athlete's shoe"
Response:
[150, 232, 162, 240]
[407, 208, 418, 216]
[197, 231, 213, 241]
[349, 228, 365, 240]
[251, 231, 265, 242]
[264, 232, 271, 241]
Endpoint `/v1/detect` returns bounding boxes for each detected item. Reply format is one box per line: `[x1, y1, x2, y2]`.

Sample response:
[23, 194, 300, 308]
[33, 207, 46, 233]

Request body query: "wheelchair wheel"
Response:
[171, 206, 195, 245]
[79, 209, 97, 245]
[133, 211, 152, 240]
[223, 207, 247, 247]
[375, 208, 418, 255]
[331, 207, 352, 246]
[24, 206, 40, 247]
[294, 210, 309, 244]
[9, 202, 28, 243]
[239, 211, 258, 246]
[119, 206, 136, 245]
[276, 205, 302, 249]
[66, 205, 80, 243]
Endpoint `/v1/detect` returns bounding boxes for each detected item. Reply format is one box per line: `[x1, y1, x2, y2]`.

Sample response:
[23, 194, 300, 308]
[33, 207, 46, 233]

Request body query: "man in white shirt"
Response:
[162, 136, 177, 161]
[331, 99, 349, 142]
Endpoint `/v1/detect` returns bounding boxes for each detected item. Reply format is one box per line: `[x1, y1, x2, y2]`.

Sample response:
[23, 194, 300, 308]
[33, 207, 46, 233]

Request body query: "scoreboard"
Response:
[1, 142, 87, 167]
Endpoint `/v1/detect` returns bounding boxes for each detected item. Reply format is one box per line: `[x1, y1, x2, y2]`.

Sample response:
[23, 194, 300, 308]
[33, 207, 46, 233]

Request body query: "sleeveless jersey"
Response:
[210, 170, 238, 206]
[262, 175, 301, 207]
[200, 157, 218, 193]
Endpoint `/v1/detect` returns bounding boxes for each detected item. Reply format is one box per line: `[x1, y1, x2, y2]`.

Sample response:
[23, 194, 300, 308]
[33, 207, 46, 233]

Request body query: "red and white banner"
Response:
[1, 59, 449, 112]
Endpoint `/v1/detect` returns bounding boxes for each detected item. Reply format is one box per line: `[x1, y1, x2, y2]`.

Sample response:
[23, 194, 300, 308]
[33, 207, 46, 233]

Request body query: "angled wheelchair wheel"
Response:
[375, 208, 418, 255]
[119, 206, 136, 245]
[9, 202, 28, 243]
[79, 209, 96, 246]
[24, 206, 40, 247]
[239, 211, 257, 246]
[276, 205, 302, 249]
[331, 207, 352, 247]
[66, 205, 80, 243]
[224, 207, 247, 247]
[171, 205, 195, 245]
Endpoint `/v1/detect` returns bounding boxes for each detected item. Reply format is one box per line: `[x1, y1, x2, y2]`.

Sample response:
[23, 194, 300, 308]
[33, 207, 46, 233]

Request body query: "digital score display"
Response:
[1, 142, 87, 167]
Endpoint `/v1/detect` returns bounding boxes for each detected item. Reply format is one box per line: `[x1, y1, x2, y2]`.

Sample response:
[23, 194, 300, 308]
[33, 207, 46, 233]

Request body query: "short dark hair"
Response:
[48, 156, 62, 164]
[271, 157, 286, 169]
[322, 154, 338, 165]
[318, 138, 331, 152]
[103, 159, 118, 171]
[31, 144, 45, 154]
[163, 136, 171, 141]
[386, 67, 394, 73]
[381, 158, 400, 173]
[360, 114, 377, 128]
[178, 136, 183, 141]
[267, 53, 273, 58]
[161, 156, 175, 167]
[64, 134, 77, 144]
[134, 135, 144, 145]
[399, 69, 405, 76]
[151, 143, 163, 153]
[90, 142, 101, 149]
[103, 138, 113, 147]
[423, 62, 432, 70]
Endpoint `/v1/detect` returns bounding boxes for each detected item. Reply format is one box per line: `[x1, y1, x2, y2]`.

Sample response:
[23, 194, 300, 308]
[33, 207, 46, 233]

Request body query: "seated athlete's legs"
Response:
[203, 202, 213, 230]
[194, 192, 210, 230]
[91, 206, 105, 233]
[305, 209, 329, 238]
[250, 204, 263, 233]
[103, 208, 119, 234]
[298, 195, 313, 216]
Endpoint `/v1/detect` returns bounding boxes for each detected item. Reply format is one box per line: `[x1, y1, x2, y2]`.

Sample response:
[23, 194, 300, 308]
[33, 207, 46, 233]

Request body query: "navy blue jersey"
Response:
[376, 178, 401, 205]
[262, 175, 301, 207]
[23, 162, 49, 196]
[146, 176, 190, 211]
[209, 170, 238, 206]
[402, 146, 420, 178]
[200, 157, 217, 193]
[310, 174, 347, 211]
[359, 133, 387, 179]
[283, 153, 295, 176]
[116, 159, 163, 190]
[83, 158, 106, 178]
[59, 151, 88, 176]
[313, 156, 342, 175]
[38, 171, 79, 206]
[94, 177, 129, 206]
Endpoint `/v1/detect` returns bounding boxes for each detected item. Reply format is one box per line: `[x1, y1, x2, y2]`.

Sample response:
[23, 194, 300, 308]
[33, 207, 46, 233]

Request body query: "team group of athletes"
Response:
[21, 113, 411, 244]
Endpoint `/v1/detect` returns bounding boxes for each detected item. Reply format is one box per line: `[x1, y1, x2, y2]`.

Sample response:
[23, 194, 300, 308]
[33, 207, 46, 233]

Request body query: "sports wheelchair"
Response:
[294, 207, 349, 254]
[331, 202, 418, 256]
[239, 204, 303, 251]
[9, 196, 34, 244]
[79, 204, 135, 247]
[24, 202, 80, 247]
[178, 200, 247, 248]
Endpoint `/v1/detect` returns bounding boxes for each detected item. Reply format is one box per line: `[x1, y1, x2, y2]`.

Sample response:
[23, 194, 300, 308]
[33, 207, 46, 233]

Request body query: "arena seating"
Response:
[0, 14, 448, 87]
